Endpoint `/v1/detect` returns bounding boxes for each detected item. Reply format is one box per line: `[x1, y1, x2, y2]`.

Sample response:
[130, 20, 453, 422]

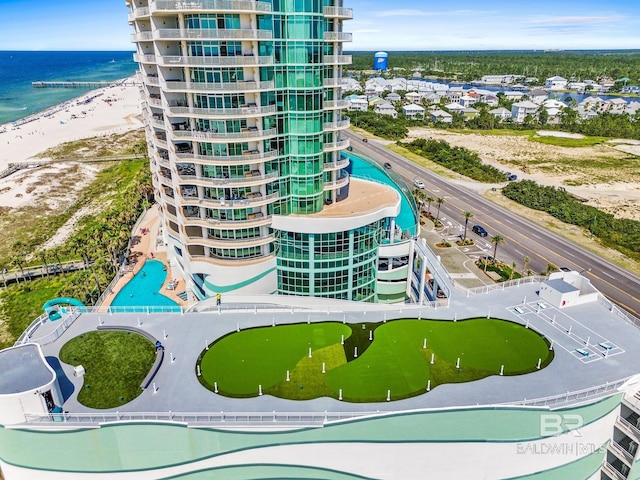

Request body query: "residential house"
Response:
[511, 100, 540, 123]
[489, 107, 512, 121]
[385, 92, 401, 103]
[603, 98, 628, 112]
[577, 106, 599, 120]
[347, 96, 368, 112]
[443, 102, 465, 114]
[459, 95, 478, 108]
[445, 86, 464, 103]
[579, 96, 603, 111]
[340, 77, 362, 92]
[422, 92, 441, 104]
[482, 95, 499, 107]
[430, 109, 453, 123]
[502, 91, 526, 101]
[528, 89, 549, 104]
[462, 107, 480, 120]
[374, 101, 398, 118]
[544, 76, 568, 90]
[625, 101, 640, 115]
[405, 91, 423, 104]
[402, 104, 425, 119]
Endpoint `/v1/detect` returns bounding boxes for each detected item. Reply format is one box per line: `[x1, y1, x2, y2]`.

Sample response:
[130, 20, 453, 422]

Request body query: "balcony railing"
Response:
[610, 441, 635, 465]
[131, 31, 154, 42]
[133, 53, 157, 64]
[324, 55, 352, 65]
[323, 6, 353, 19]
[182, 192, 279, 210]
[168, 104, 276, 118]
[177, 171, 279, 187]
[148, 97, 163, 108]
[602, 462, 629, 480]
[323, 158, 350, 171]
[154, 28, 272, 41]
[323, 138, 350, 152]
[162, 80, 274, 93]
[149, 0, 272, 14]
[144, 75, 160, 86]
[323, 77, 342, 88]
[172, 127, 277, 141]
[201, 234, 275, 248]
[184, 215, 273, 229]
[176, 150, 278, 164]
[324, 119, 350, 131]
[323, 32, 353, 42]
[324, 99, 348, 110]
[128, 7, 150, 22]
[158, 55, 273, 67]
[617, 416, 640, 440]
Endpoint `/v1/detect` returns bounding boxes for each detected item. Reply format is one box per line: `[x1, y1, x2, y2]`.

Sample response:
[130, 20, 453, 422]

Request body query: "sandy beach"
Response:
[0, 79, 143, 167]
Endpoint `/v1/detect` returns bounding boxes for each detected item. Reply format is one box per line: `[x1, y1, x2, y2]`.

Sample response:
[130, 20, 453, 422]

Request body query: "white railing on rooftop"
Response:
[23, 410, 382, 427]
[15, 309, 82, 347]
[150, 0, 272, 13]
[502, 376, 631, 407]
[597, 293, 640, 329]
[454, 275, 546, 297]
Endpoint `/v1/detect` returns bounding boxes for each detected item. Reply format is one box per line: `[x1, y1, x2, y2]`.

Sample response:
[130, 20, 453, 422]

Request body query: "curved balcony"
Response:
[324, 55, 352, 66]
[151, 119, 166, 129]
[172, 127, 277, 141]
[144, 75, 160, 86]
[153, 28, 272, 41]
[323, 157, 350, 171]
[324, 119, 350, 132]
[133, 53, 157, 64]
[167, 104, 277, 119]
[193, 234, 275, 250]
[323, 77, 342, 88]
[183, 214, 272, 229]
[323, 6, 353, 19]
[177, 171, 279, 188]
[181, 192, 279, 208]
[131, 31, 154, 42]
[162, 80, 274, 93]
[148, 97, 162, 108]
[149, 0, 272, 14]
[128, 7, 150, 22]
[323, 173, 350, 191]
[323, 32, 353, 42]
[158, 55, 273, 68]
[154, 137, 169, 150]
[176, 149, 278, 165]
[324, 99, 348, 110]
[323, 138, 350, 152]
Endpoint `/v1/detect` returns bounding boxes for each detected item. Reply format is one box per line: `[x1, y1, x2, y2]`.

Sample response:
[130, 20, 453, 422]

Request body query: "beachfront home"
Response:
[544, 76, 568, 90]
[511, 100, 540, 123]
[374, 102, 398, 118]
[430, 109, 453, 123]
[489, 107, 512, 121]
[402, 104, 425, 119]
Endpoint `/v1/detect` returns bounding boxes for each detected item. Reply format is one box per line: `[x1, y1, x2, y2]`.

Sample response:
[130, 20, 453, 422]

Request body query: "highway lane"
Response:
[345, 130, 640, 317]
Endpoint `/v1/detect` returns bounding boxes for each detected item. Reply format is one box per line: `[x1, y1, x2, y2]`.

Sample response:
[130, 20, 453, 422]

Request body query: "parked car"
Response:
[413, 178, 425, 189]
[383, 162, 392, 170]
[507, 174, 518, 181]
[559, 267, 572, 272]
[472, 225, 488, 237]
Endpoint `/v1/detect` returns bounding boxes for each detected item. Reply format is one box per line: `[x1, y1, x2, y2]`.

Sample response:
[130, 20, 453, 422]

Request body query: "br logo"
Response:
[540, 414, 584, 437]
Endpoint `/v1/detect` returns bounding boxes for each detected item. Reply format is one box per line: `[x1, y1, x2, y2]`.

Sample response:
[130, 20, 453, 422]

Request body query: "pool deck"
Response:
[100, 205, 188, 309]
[36, 282, 640, 420]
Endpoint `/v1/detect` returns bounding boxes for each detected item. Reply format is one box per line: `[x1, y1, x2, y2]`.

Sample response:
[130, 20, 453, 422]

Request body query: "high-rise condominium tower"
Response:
[128, 0, 406, 303]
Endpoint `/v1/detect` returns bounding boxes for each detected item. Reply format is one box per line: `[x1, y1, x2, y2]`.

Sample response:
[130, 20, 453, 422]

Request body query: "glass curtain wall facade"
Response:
[128, 0, 352, 297]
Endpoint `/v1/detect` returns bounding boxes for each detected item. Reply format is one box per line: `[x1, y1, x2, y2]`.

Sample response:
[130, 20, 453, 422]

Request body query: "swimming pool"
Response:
[345, 152, 418, 235]
[111, 260, 180, 309]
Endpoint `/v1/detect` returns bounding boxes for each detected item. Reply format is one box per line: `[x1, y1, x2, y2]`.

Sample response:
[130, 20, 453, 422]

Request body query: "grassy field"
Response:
[59, 330, 155, 409]
[198, 319, 552, 402]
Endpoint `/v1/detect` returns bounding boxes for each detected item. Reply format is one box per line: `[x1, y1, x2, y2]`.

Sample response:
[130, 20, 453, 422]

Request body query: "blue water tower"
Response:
[374, 52, 388, 71]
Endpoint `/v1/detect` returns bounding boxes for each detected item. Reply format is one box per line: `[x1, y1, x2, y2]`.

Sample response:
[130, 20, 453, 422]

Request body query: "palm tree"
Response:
[490, 234, 505, 262]
[11, 255, 26, 283]
[510, 261, 517, 280]
[412, 189, 427, 213]
[435, 197, 445, 221]
[461, 211, 474, 241]
[426, 196, 434, 214]
[522, 256, 530, 276]
[38, 250, 50, 277]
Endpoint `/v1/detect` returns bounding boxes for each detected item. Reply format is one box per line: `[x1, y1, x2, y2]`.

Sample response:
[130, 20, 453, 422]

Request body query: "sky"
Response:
[0, 0, 639, 51]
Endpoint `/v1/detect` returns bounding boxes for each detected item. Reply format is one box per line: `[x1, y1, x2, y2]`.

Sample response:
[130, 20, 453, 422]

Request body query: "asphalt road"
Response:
[345, 130, 640, 318]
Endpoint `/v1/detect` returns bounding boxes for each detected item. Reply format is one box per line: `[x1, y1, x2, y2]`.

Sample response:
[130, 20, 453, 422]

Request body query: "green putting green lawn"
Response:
[198, 318, 553, 402]
[59, 330, 156, 409]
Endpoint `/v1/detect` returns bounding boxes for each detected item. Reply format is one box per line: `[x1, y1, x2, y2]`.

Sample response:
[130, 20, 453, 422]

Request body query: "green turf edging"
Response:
[59, 330, 156, 409]
[197, 318, 553, 403]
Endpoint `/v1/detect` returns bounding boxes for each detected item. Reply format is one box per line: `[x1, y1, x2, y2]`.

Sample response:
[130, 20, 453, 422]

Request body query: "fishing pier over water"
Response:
[32, 80, 138, 89]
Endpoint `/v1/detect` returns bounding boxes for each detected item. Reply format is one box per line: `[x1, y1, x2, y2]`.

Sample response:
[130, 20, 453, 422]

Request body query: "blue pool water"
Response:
[346, 153, 418, 235]
[112, 260, 179, 308]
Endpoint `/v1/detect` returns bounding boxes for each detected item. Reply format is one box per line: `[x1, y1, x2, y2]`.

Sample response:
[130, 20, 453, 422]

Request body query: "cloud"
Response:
[525, 14, 626, 26]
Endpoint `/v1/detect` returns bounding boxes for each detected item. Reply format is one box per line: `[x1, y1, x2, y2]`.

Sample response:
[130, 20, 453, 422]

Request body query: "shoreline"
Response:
[0, 75, 143, 167]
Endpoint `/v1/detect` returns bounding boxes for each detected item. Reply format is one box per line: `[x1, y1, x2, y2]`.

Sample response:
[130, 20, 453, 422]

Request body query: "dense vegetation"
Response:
[348, 50, 640, 86]
[503, 181, 640, 261]
[346, 110, 409, 139]
[0, 158, 153, 349]
[398, 138, 507, 183]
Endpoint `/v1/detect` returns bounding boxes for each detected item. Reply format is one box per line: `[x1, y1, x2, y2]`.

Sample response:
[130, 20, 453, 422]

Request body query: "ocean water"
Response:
[0, 51, 138, 125]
